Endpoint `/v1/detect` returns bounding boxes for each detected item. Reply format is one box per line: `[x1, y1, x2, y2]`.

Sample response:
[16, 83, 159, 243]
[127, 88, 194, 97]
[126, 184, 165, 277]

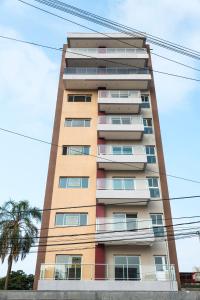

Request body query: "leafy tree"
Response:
[0, 200, 41, 289]
[0, 270, 34, 290]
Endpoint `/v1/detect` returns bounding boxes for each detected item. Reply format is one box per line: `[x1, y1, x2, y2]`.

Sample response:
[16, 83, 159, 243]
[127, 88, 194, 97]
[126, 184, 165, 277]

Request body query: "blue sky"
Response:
[0, 0, 200, 276]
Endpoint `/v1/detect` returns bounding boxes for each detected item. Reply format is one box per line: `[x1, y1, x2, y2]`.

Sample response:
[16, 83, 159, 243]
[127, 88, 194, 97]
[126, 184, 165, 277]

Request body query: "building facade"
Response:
[34, 33, 180, 291]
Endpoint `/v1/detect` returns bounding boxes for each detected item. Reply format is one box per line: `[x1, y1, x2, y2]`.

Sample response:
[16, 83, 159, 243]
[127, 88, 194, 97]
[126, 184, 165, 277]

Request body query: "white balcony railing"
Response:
[64, 67, 149, 75]
[96, 217, 152, 232]
[96, 178, 149, 191]
[98, 115, 143, 125]
[67, 48, 147, 55]
[98, 145, 145, 156]
[98, 90, 141, 99]
[40, 263, 176, 281]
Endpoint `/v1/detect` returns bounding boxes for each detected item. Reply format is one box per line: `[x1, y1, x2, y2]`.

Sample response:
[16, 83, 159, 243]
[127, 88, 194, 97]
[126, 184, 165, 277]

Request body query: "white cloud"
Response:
[0, 25, 59, 136]
[110, 0, 200, 111]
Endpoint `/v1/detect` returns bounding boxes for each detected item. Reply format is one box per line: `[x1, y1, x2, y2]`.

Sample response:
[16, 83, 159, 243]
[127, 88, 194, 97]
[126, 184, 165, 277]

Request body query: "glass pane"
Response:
[69, 146, 81, 155]
[112, 146, 122, 154]
[85, 120, 90, 127]
[112, 118, 121, 124]
[82, 178, 89, 188]
[151, 215, 157, 225]
[56, 255, 69, 264]
[147, 156, 156, 163]
[65, 119, 71, 127]
[80, 214, 87, 225]
[83, 146, 89, 155]
[127, 256, 140, 265]
[73, 120, 84, 127]
[59, 178, 67, 188]
[153, 226, 165, 237]
[67, 178, 81, 188]
[72, 256, 82, 264]
[126, 217, 137, 230]
[65, 214, 79, 226]
[122, 117, 131, 124]
[113, 179, 122, 189]
[115, 256, 127, 265]
[128, 266, 140, 280]
[55, 214, 64, 226]
[150, 188, 160, 198]
[123, 147, 132, 155]
[124, 179, 134, 190]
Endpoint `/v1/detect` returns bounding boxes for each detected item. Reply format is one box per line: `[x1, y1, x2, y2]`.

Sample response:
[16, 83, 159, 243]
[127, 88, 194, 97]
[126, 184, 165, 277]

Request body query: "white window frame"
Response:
[55, 213, 88, 227]
[63, 145, 90, 155]
[114, 255, 141, 280]
[147, 177, 160, 198]
[146, 145, 156, 163]
[112, 177, 135, 190]
[64, 118, 91, 127]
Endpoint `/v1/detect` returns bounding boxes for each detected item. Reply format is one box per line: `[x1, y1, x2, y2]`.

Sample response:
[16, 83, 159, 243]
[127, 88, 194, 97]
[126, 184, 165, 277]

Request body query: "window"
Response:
[114, 256, 140, 280]
[113, 213, 137, 231]
[59, 177, 89, 189]
[151, 214, 165, 237]
[143, 118, 153, 134]
[154, 256, 167, 272]
[113, 178, 134, 190]
[68, 95, 91, 102]
[112, 146, 133, 155]
[146, 146, 156, 163]
[55, 213, 87, 226]
[55, 255, 82, 280]
[65, 118, 91, 127]
[148, 177, 160, 198]
[111, 116, 131, 125]
[141, 94, 150, 108]
[62, 146, 90, 155]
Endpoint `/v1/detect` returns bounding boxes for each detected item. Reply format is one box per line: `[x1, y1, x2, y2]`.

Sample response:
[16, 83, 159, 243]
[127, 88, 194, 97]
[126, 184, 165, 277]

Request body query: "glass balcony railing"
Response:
[98, 90, 141, 99]
[96, 178, 148, 190]
[98, 115, 143, 125]
[64, 67, 149, 75]
[40, 263, 176, 281]
[67, 47, 147, 55]
[96, 217, 152, 232]
[98, 145, 145, 156]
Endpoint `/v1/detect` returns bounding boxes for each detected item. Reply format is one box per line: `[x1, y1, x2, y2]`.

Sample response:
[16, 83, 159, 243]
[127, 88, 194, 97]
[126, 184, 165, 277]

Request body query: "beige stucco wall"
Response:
[43, 89, 168, 280]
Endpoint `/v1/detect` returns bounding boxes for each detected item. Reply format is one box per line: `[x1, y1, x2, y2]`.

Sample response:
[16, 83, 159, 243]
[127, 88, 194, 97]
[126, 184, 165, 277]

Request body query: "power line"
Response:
[31, 0, 200, 60]
[5, 220, 200, 242]
[37, 214, 200, 231]
[0, 126, 200, 185]
[16, 0, 200, 70]
[1, 34, 200, 82]
[14, 229, 200, 249]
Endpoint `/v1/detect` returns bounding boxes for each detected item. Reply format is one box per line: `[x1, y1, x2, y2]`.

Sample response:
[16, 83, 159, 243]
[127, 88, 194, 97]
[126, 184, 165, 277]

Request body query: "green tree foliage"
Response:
[0, 270, 34, 290]
[0, 200, 41, 289]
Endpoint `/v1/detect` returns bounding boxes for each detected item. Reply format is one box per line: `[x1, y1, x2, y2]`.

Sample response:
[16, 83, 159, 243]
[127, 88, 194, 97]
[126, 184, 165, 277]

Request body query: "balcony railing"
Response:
[96, 217, 152, 232]
[98, 145, 145, 156]
[96, 178, 148, 191]
[64, 67, 149, 75]
[40, 263, 176, 281]
[98, 115, 143, 125]
[98, 90, 141, 99]
[67, 48, 147, 55]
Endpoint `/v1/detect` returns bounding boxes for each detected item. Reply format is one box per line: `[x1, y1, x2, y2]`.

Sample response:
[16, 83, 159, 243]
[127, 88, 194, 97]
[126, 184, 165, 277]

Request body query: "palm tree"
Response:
[0, 200, 41, 290]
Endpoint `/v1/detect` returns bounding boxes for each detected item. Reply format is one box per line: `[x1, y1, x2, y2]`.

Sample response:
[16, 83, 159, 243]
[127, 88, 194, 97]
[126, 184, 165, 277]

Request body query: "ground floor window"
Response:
[55, 255, 82, 280]
[114, 256, 140, 280]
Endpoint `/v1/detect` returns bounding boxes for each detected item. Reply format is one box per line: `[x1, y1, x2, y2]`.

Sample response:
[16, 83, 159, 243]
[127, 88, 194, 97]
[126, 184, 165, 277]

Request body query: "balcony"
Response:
[97, 145, 147, 170]
[66, 48, 148, 68]
[97, 115, 144, 140]
[98, 90, 142, 113]
[63, 67, 151, 90]
[96, 178, 150, 205]
[38, 263, 177, 291]
[96, 218, 155, 245]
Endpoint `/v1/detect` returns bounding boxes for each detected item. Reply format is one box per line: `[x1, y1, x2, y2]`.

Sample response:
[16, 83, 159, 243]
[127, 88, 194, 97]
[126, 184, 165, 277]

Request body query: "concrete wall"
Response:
[0, 291, 200, 300]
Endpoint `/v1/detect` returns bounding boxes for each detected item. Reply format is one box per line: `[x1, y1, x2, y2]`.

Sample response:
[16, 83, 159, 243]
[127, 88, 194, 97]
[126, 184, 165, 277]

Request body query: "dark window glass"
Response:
[68, 95, 91, 102]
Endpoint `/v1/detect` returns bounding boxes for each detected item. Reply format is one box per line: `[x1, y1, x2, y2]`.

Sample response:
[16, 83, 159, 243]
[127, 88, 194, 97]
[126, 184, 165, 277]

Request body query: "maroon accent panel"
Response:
[96, 204, 105, 218]
[95, 244, 106, 279]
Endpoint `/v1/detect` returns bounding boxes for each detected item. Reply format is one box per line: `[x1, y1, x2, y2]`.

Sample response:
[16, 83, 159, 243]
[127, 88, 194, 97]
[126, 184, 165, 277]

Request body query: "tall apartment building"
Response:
[34, 33, 179, 291]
